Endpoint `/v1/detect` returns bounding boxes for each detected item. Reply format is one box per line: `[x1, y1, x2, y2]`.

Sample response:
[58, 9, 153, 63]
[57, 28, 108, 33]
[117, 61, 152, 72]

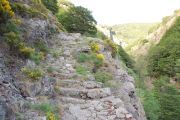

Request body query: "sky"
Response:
[70, 0, 180, 25]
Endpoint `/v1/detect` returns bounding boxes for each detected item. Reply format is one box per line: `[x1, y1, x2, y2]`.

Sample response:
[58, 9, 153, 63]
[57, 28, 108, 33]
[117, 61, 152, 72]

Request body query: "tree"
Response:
[41, 0, 58, 14]
[57, 6, 97, 36]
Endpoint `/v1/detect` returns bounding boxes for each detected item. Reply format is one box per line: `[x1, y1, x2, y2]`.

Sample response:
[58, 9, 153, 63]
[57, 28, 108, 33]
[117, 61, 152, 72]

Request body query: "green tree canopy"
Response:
[57, 6, 97, 36]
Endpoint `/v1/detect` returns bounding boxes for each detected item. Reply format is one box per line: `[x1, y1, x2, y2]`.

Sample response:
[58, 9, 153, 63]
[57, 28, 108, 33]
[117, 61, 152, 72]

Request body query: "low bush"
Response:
[21, 67, 43, 80]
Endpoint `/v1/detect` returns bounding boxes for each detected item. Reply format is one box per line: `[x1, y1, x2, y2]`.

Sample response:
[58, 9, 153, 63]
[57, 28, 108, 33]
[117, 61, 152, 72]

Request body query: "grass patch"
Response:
[31, 103, 60, 120]
[34, 40, 49, 54]
[94, 71, 113, 85]
[75, 65, 88, 75]
[77, 53, 89, 62]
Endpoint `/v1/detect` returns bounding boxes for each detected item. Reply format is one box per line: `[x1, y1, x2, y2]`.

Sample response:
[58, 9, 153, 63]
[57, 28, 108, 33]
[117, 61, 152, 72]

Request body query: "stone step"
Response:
[59, 87, 111, 99]
[57, 79, 82, 88]
[57, 80, 103, 89]
[60, 96, 86, 104]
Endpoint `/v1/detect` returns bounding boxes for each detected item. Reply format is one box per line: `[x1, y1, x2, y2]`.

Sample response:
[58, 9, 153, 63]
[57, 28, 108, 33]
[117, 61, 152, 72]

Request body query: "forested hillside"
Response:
[146, 15, 180, 120]
[126, 10, 180, 120]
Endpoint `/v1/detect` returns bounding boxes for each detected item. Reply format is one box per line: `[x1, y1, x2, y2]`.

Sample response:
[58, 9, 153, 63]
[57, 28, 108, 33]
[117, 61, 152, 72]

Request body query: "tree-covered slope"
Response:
[111, 23, 157, 44]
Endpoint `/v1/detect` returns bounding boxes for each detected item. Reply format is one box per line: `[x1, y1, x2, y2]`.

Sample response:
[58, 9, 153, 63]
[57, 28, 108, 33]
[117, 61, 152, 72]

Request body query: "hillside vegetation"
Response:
[146, 16, 180, 120]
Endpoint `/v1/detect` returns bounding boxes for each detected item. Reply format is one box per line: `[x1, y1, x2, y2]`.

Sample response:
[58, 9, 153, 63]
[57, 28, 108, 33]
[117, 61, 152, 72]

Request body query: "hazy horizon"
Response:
[70, 0, 180, 25]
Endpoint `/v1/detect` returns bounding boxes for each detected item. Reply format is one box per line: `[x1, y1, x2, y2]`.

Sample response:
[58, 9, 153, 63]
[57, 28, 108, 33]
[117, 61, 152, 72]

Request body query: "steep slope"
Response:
[131, 10, 180, 58]
[0, 0, 147, 120]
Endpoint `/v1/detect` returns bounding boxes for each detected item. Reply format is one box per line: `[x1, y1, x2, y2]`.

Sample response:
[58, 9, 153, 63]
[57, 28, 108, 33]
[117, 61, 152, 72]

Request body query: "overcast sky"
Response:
[70, 0, 180, 25]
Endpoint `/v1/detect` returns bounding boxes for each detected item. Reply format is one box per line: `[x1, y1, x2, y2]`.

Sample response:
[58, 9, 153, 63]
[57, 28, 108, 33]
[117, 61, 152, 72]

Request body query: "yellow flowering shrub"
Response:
[21, 67, 43, 80]
[0, 0, 14, 22]
[46, 112, 55, 120]
[96, 54, 104, 61]
[90, 42, 100, 53]
[19, 46, 35, 57]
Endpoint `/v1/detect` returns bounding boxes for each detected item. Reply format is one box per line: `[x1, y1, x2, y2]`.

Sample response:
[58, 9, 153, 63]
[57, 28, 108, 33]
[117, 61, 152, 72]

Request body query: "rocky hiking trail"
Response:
[0, 32, 146, 120]
[45, 33, 146, 120]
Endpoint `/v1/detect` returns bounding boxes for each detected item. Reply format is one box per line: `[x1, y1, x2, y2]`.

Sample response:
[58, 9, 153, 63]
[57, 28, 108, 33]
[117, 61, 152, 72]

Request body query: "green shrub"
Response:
[94, 71, 112, 84]
[32, 103, 55, 113]
[31, 103, 60, 120]
[76, 65, 88, 75]
[21, 67, 43, 80]
[105, 39, 118, 58]
[118, 46, 135, 69]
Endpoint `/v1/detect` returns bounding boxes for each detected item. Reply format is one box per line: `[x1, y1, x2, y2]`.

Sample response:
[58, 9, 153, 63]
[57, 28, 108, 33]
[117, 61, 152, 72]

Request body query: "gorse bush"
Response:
[4, 31, 21, 49]
[21, 67, 43, 80]
[96, 54, 104, 61]
[46, 112, 55, 120]
[0, 0, 14, 23]
[90, 42, 100, 53]
[19, 46, 35, 58]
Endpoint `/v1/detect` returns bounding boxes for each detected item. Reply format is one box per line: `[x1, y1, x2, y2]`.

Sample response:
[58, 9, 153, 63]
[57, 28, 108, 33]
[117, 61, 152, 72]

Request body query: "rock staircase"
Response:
[44, 33, 145, 120]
